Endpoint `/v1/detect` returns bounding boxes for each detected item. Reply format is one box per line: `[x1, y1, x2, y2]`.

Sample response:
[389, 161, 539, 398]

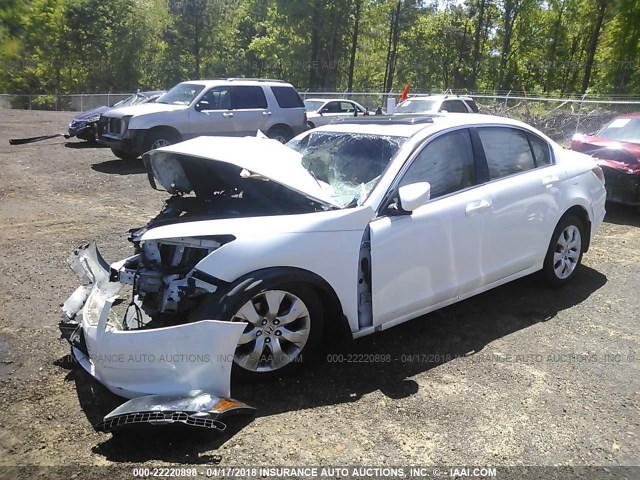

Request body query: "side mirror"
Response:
[195, 100, 210, 112]
[397, 182, 431, 213]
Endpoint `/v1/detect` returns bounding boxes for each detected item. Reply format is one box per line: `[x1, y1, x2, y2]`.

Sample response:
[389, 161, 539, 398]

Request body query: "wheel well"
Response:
[267, 124, 293, 137]
[218, 266, 350, 341]
[307, 121, 316, 129]
[562, 205, 592, 252]
[144, 126, 182, 147]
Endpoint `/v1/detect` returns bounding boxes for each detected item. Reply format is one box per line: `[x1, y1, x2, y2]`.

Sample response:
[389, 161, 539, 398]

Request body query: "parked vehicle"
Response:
[68, 91, 164, 142]
[61, 114, 606, 399]
[98, 78, 308, 160]
[393, 94, 478, 115]
[571, 113, 640, 206]
[304, 98, 370, 128]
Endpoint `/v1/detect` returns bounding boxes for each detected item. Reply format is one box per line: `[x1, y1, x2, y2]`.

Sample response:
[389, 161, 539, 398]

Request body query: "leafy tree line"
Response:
[1, 0, 638, 96]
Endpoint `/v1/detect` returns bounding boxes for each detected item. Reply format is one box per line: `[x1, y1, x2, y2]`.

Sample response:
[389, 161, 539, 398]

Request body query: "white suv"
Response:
[394, 94, 479, 115]
[62, 114, 606, 398]
[99, 78, 308, 160]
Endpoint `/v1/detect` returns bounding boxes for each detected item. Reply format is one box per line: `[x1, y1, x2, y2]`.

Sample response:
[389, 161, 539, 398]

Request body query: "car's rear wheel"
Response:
[110, 148, 139, 161]
[266, 126, 292, 143]
[542, 215, 584, 287]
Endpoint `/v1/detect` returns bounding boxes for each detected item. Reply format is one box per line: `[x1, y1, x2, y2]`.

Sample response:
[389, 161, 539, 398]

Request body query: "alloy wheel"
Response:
[232, 290, 311, 372]
[553, 225, 582, 279]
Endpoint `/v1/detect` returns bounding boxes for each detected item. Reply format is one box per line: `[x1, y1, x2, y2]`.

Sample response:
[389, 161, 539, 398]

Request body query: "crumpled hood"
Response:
[571, 135, 640, 174]
[142, 136, 340, 207]
[102, 102, 185, 119]
[72, 105, 110, 122]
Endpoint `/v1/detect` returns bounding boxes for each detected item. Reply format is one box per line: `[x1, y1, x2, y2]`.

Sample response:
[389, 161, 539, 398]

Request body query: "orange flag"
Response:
[400, 83, 410, 101]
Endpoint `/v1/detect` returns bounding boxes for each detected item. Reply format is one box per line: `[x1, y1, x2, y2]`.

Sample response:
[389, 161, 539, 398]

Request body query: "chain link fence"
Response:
[2, 91, 639, 144]
[301, 91, 640, 144]
[0, 93, 134, 111]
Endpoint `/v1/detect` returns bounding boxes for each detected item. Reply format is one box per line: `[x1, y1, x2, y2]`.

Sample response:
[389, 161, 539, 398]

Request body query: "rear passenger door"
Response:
[227, 86, 270, 136]
[472, 126, 564, 284]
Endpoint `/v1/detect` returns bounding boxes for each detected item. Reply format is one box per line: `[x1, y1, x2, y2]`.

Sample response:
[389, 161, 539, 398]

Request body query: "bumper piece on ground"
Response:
[96, 391, 255, 433]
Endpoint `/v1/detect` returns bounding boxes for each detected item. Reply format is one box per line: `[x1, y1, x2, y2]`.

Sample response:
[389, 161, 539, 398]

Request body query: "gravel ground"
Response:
[0, 110, 638, 479]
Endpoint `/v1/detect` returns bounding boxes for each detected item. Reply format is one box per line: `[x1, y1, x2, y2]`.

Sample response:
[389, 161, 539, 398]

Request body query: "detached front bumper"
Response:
[68, 121, 96, 140]
[60, 242, 246, 400]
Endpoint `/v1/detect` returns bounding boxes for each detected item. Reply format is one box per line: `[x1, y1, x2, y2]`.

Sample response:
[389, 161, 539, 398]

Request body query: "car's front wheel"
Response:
[216, 281, 324, 380]
[542, 214, 584, 287]
[144, 128, 181, 152]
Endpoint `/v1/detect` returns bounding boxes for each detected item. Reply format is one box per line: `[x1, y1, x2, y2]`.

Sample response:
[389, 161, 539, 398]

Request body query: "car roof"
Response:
[312, 113, 541, 139]
[304, 98, 361, 103]
[179, 78, 293, 88]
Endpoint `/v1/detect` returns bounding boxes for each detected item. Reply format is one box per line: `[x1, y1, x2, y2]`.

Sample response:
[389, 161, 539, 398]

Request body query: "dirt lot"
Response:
[0, 110, 638, 478]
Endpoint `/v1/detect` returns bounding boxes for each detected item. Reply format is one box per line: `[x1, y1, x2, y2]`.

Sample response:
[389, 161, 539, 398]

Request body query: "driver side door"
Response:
[188, 86, 236, 137]
[369, 128, 487, 328]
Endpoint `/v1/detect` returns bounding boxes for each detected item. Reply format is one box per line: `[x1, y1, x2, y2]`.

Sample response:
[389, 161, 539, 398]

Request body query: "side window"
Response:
[230, 86, 267, 109]
[527, 133, 553, 166]
[399, 129, 476, 199]
[478, 127, 537, 179]
[340, 102, 355, 113]
[323, 101, 341, 113]
[441, 100, 468, 113]
[199, 87, 231, 110]
[270, 86, 305, 108]
[465, 100, 480, 113]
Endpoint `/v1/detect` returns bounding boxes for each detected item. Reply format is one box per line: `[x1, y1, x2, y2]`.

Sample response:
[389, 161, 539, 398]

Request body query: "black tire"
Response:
[110, 148, 139, 161]
[266, 126, 292, 143]
[144, 128, 181, 152]
[307, 121, 316, 129]
[212, 279, 324, 381]
[542, 214, 585, 287]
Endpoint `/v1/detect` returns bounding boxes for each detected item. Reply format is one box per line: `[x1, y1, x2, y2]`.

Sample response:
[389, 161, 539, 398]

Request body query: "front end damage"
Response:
[59, 136, 347, 429]
[60, 241, 251, 428]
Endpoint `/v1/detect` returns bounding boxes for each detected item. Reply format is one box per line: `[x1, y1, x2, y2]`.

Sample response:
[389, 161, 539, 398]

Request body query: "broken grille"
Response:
[107, 118, 122, 134]
[97, 411, 227, 432]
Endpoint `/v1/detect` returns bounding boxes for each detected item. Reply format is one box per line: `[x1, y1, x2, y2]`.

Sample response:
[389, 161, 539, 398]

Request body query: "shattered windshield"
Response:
[287, 131, 406, 207]
[156, 83, 205, 105]
[395, 99, 438, 114]
[597, 117, 640, 143]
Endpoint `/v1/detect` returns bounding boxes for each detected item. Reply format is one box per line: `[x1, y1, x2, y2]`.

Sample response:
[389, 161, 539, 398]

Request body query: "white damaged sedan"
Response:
[61, 114, 606, 401]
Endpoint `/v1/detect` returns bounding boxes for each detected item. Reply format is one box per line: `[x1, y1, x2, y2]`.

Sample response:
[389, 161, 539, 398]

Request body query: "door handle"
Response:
[222, 112, 234, 118]
[262, 111, 272, 116]
[465, 199, 492, 216]
[542, 174, 559, 187]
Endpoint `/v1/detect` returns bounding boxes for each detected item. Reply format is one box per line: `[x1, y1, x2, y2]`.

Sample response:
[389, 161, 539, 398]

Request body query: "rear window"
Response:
[441, 100, 469, 113]
[231, 86, 267, 109]
[271, 86, 304, 108]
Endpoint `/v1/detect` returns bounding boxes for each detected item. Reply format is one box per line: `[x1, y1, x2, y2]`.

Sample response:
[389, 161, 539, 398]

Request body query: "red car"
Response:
[571, 113, 640, 206]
